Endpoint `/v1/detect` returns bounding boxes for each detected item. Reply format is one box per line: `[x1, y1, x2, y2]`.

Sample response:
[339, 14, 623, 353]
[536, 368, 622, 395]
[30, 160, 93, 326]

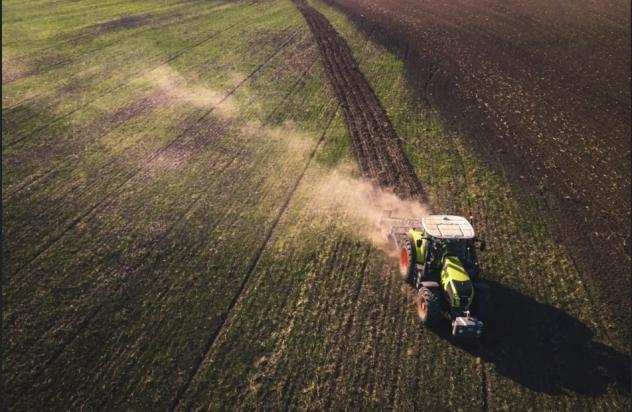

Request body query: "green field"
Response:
[2, 0, 629, 409]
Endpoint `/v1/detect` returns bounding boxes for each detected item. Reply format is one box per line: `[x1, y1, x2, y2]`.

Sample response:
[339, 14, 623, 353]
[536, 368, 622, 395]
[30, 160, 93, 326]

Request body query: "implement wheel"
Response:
[399, 239, 416, 284]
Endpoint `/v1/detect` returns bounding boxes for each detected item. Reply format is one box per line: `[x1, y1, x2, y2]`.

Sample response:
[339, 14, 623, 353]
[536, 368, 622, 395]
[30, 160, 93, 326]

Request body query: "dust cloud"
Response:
[241, 118, 430, 255]
[307, 164, 430, 255]
[141, 65, 239, 119]
[140, 66, 430, 255]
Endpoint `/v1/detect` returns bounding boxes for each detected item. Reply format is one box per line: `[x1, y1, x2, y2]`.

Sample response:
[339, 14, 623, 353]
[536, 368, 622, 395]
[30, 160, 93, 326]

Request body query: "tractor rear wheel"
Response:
[418, 287, 440, 326]
[399, 239, 416, 284]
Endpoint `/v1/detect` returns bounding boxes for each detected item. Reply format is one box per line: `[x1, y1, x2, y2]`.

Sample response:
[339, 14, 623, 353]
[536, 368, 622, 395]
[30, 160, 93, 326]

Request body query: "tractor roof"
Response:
[422, 215, 475, 239]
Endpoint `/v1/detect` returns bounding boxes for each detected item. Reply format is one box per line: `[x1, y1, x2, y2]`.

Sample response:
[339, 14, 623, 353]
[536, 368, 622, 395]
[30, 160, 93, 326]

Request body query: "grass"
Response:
[2, 0, 629, 410]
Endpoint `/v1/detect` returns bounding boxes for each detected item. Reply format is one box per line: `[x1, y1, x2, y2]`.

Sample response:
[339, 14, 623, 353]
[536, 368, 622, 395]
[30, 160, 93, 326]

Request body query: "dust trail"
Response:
[308, 165, 430, 255]
[241, 118, 431, 255]
[241, 119, 313, 157]
[140, 66, 429, 255]
[139, 65, 240, 119]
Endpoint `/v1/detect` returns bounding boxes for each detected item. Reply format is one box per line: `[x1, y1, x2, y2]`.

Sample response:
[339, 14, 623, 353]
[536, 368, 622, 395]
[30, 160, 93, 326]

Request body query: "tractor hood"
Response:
[440, 256, 474, 312]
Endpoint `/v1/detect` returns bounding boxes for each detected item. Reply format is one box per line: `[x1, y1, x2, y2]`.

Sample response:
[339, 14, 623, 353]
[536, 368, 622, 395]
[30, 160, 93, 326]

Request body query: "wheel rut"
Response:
[8, 30, 300, 285]
[170, 104, 340, 411]
[292, 1, 493, 408]
[292, 0, 425, 202]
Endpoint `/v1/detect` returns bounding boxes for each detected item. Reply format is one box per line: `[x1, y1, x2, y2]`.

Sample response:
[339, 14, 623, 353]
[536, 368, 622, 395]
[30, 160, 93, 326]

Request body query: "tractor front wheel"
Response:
[399, 239, 416, 284]
[418, 287, 440, 326]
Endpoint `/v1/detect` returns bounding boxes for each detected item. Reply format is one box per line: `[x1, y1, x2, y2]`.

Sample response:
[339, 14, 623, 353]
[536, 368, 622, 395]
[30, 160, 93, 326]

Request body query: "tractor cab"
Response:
[419, 215, 481, 280]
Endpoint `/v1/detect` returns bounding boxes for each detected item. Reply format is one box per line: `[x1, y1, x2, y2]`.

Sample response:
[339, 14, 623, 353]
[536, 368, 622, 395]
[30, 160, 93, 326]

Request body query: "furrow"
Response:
[5, 21, 242, 147]
[170, 103, 339, 411]
[293, 0, 425, 201]
[8, 32, 300, 283]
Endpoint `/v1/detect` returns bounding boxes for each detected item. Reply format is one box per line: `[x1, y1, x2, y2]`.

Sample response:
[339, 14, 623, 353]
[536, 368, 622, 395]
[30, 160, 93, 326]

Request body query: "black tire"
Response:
[399, 239, 416, 284]
[473, 282, 491, 322]
[417, 287, 440, 326]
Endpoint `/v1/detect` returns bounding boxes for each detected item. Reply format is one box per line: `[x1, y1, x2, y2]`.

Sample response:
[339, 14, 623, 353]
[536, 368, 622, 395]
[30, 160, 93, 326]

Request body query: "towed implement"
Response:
[383, 214, 491, 338]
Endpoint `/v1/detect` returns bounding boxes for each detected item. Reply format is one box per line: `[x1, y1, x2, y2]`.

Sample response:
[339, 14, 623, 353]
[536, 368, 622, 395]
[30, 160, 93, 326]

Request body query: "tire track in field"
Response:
[170, 103, 339, 411]
[293, 0, 424, 202]
[13, 54, 322, 396]
[4, 22, 305, 206]
[293, 1, 490, 407]
[8, 31, 300, 284]
[4, 20, 243, 147]
[13, 152, 241, 405]
[3, 0, 197, 77]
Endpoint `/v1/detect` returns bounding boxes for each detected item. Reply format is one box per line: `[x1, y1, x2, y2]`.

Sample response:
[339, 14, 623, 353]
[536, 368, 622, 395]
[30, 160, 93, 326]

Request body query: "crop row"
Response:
[4, 0, 343, 408]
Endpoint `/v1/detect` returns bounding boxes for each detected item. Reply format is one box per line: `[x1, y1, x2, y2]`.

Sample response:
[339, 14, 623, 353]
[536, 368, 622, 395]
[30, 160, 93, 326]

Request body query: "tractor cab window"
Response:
[445, 239, 467, 258]
[443, 239, 474, 263]
[427, 238, 476, 269]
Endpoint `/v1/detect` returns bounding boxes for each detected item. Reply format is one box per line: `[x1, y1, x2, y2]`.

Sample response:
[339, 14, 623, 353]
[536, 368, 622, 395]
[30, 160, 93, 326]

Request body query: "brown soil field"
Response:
[293, 0, 424, 200]
[324, 0, 631, 340]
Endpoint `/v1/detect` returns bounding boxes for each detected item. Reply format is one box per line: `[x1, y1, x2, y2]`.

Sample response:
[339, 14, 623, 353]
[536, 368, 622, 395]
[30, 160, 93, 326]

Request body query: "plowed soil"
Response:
[323, 0, 631, 338]
[293, 0, 424, 201]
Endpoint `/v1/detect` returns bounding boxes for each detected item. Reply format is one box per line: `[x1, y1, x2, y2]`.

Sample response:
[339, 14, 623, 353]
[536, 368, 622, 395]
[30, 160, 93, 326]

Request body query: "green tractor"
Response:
[384, 214, 491, 338]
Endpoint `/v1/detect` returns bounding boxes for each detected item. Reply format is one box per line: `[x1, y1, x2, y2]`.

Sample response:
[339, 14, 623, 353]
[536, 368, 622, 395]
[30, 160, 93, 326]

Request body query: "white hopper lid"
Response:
[421, 215, 475, 239]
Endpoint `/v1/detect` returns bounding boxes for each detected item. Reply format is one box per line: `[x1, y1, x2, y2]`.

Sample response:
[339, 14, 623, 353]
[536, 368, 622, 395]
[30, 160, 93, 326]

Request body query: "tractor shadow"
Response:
[429, 280, 631, 396]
